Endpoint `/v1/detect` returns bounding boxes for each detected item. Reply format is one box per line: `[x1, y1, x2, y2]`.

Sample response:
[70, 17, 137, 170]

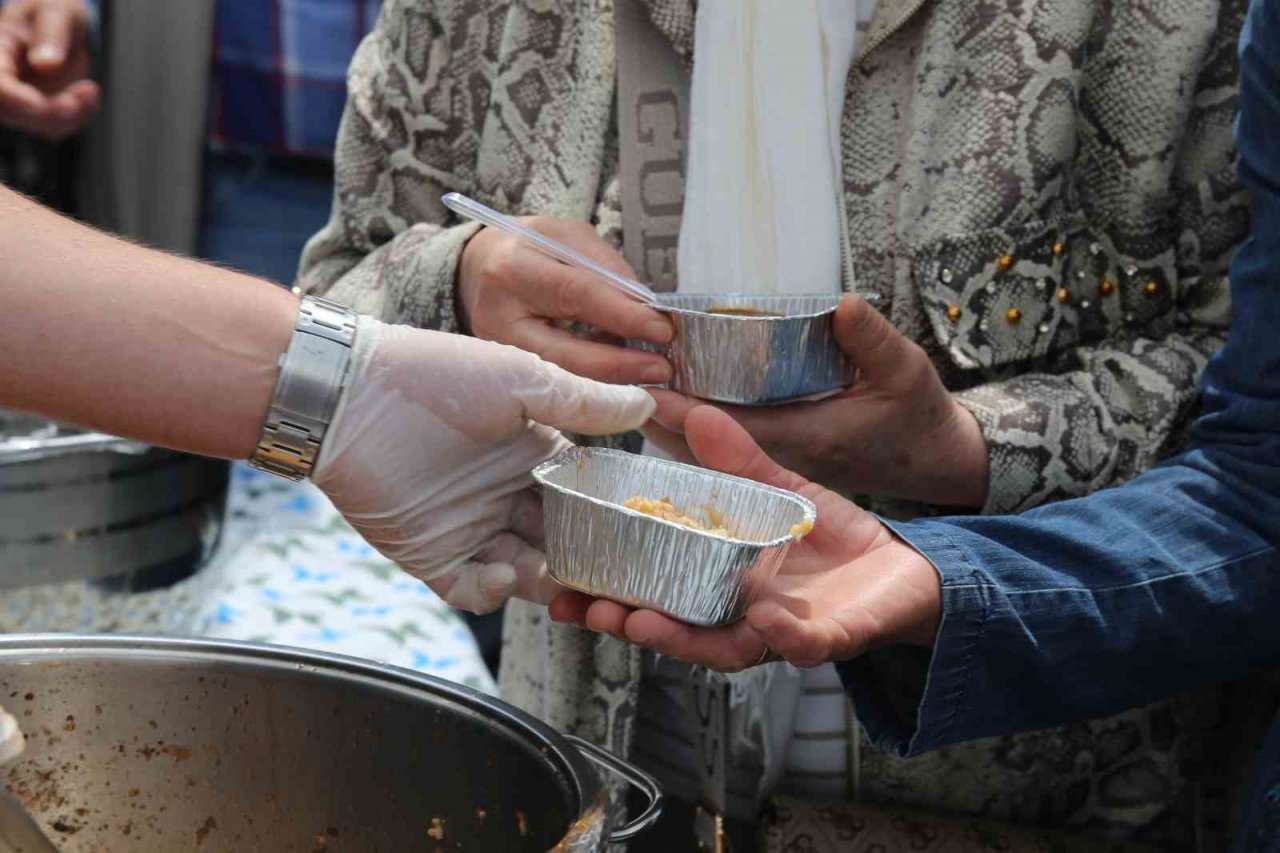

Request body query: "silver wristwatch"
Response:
[249, 295, 359, 481]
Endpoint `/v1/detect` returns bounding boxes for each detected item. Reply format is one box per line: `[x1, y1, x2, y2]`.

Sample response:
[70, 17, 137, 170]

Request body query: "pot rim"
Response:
[0, 634, 620, 846]
[0, 432, 147, 465]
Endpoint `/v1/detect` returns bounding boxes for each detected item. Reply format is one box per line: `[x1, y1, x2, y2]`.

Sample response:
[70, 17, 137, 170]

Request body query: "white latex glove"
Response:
[312, 319, 655, 614]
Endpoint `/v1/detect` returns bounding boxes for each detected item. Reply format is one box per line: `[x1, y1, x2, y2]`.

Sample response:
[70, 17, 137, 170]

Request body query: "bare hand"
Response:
[644, 294, 990, 508]
[458, 217, 673, 385]
[549, 406, 942, 671]
[0, 0, 98, 140]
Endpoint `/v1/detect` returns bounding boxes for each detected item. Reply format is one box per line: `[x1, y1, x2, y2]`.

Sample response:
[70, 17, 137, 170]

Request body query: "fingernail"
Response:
[30, 45, 60, 64]
[643, 320, 673, 344]
[632, 631, 651, 644]
[641, 362, 671, 385]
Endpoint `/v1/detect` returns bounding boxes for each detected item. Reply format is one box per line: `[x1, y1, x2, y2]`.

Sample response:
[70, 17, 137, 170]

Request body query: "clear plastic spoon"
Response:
[442, 192, 660, 305]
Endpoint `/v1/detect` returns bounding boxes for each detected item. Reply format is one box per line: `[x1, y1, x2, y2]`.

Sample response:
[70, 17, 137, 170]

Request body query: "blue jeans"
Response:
[198, 150, 334, 285]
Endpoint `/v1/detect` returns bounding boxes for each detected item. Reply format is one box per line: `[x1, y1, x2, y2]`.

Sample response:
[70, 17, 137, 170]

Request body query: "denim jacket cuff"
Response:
[836, 518, 993, 757]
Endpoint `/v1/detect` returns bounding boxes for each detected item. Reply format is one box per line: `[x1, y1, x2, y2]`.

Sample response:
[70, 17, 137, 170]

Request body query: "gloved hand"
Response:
[312, 319, 655, 614]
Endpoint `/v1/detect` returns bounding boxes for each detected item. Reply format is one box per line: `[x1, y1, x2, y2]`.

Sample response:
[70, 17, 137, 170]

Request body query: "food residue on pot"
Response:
[516, 809, 528, 837]
[195, 815, 217, 846]
[427, 816, 445, 840]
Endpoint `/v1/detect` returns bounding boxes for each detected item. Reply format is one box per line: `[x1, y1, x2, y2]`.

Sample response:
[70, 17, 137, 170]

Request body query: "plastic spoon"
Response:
[441, 192, 660, 305]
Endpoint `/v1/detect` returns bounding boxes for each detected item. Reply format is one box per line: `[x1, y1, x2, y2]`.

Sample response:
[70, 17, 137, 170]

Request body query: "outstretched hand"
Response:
[549, 406, 943, 671]
[644, 294, 989, 508]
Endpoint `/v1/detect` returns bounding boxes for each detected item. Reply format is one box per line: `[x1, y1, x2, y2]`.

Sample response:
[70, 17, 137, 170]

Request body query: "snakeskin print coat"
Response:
[298, 0, 1249, 847]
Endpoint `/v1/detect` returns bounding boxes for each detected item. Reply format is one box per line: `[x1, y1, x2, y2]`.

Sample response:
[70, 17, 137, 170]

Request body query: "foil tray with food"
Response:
[634, 293, 850, 405]
[533, 446, 816, 626]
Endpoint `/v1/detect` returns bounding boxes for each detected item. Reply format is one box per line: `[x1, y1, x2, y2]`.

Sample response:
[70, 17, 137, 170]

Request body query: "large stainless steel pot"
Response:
[0, 636, 662, 851]
[0, 413, 228, 591]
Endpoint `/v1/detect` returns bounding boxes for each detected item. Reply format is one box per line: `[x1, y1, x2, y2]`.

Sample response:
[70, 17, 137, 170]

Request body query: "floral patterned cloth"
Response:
[0, 463, 496, 695]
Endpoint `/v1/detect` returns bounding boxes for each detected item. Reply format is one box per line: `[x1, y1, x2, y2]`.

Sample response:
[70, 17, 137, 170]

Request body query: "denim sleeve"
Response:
[839, 0, 1280, 759]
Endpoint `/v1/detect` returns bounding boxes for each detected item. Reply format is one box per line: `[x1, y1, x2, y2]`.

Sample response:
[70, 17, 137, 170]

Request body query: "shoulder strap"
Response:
[614, 0, 691, 293]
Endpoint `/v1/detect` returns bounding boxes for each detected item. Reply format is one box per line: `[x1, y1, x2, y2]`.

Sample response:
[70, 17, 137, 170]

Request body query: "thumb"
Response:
[833, 293, 918, 384]
[27, 5, 74, 71]
[515, 358, 656, 436]
[434, 562, 519, 615]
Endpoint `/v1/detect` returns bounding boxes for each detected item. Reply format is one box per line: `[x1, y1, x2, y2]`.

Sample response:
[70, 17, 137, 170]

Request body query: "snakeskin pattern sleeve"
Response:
[954, 0, 1247, 515]
[296, 1, 479, 332]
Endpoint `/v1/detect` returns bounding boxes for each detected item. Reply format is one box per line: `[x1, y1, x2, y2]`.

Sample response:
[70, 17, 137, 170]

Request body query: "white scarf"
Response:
[676, 0, 862, 296]
[669, 0, 871, 807]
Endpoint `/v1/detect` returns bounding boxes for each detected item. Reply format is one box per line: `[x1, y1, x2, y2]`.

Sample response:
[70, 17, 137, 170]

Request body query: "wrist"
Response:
[945, 398, 990, 509]
[247, 294, 360, 480]
[865, 536, 943, 650]
[456, 228, 491, 336]
[907, 397, 989, 508]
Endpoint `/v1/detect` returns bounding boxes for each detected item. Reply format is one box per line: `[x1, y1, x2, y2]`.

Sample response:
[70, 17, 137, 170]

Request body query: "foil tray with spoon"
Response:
[443, 192, 833, 624]
[442, 192, 860, 406]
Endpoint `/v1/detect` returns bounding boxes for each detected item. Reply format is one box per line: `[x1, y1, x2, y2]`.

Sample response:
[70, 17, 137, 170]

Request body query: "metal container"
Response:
[0, 412, 228, 592]
[0, 635, 662, 852]
[640, 294, 848, 405]
[533, 447, 816, 626]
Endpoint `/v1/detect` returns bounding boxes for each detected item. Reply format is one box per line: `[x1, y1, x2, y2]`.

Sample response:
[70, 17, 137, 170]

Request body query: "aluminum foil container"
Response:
[533, 446, 816, 626]
[636, 293, 848, 405]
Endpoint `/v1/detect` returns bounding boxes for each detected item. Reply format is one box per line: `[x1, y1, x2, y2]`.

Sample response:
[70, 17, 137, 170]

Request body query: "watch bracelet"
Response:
[248, 295, 359, 481]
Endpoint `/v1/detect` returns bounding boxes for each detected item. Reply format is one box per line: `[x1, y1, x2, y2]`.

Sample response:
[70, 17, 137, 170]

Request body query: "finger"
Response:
[507, 251, 672, 344]
[472, 531, 559, 605]
[647, 389, 702, 434]
[0, 72, 51, 120]
[639, 421, 696, 464]
[0, 24, 24, 74]
[432, 561, 518, 615]
[548, 591, 594, 626]
[0, 84, 77, 139]
[27, 4, 75, 71]
[45, 87, 86, 121]
[746, 601, 844, 669]
[650, 389, 800, 455]
[506, 317, 672, 385]
[522, 217, 639, 279]
[63, 77, 99, 115]
[684, 406, 810, 493]
[584, 598, 635, 640]
[833, 294, 922, 385]
[511, 352, 658, 435]
[623, 609, 766, 672]
[506, 488, 545, 550]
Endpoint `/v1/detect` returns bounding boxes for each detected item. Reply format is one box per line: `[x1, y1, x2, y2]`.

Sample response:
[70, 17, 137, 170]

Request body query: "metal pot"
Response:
[0, 636, 661, 851]
[0, 413, 228, 592]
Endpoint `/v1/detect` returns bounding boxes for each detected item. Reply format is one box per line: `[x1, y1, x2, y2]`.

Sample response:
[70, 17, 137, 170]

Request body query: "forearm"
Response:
[842, 447, 1280, 756]
[0, 183, 295, 458]
[299, 221, 479, 330]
